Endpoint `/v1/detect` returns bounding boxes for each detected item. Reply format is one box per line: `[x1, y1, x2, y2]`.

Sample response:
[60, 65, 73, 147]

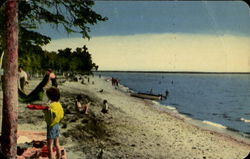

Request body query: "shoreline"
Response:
[110, 74, 250, 145]
[1, 76, 250, 158]
[63, 76, 250, 158]
[149, 99, 250, 146]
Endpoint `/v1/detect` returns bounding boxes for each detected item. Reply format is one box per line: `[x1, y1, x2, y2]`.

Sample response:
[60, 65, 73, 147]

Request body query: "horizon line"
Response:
[95, 70, 250, 74]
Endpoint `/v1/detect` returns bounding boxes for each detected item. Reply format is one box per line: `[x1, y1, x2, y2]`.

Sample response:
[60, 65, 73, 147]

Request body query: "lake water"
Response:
[95, 72, 250, 138]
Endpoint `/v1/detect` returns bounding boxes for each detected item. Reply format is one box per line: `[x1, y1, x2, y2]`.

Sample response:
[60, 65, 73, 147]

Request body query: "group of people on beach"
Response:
[18, 66, 58, 93]
[75, 94, 109, 114]
[19, 66, 110, 159]
[1, 64, 111, 158]
[111, 77, 119, 87]
[18, 66, 62, 159]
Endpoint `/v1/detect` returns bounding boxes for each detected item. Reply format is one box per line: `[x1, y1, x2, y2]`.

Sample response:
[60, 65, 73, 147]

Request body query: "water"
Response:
[95, 72, 250, 136]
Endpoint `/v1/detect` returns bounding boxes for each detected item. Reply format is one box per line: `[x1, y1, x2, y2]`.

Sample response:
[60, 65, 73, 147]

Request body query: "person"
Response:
[111, 77, 118, 87]
[114, 78, 119, 87]
[75, 95, 91, 114]
[46, 69, 58, 87]
[43, 87, 64, 159]
[18, 66, 28, 92]
[81, 78, 85, 84]
[101, 99, 109, 114]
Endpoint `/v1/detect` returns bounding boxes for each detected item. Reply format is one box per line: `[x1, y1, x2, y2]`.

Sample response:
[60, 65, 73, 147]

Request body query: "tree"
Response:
[77, 45, 93, 71]
[92, 63, 99, 71]
[0, 0, 107, 70]
[54, 45, 95, 73]
[0, 1, 107, 158]
[1, 0, 18, 158]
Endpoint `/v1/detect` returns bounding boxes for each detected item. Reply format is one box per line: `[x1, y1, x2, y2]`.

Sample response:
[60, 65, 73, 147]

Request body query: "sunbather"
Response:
[75, 95, 91, 114]
[101, 99, 109, 114]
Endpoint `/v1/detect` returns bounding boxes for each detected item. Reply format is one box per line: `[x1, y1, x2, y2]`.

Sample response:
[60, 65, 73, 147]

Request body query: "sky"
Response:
[41, 1, 250, 72]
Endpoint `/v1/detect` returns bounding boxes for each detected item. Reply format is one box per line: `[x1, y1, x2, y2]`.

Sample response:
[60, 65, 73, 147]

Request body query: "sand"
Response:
[0, 76, 250, 159]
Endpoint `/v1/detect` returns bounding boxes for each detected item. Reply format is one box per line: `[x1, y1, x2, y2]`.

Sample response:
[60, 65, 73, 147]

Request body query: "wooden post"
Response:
[1, 0, 18, 158]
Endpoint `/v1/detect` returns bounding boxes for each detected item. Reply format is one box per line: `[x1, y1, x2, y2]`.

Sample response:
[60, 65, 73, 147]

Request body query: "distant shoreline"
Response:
[95, 70, 250, 75]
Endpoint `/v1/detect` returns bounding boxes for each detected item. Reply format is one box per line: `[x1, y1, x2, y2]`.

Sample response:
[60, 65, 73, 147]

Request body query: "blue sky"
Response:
[91, 1, 250, 36]
[42, 1, 250, 72]
[39, 1, 250, 39]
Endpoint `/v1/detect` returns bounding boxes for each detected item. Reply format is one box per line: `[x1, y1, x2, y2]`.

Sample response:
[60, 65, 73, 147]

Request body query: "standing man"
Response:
[47, 69, 58, 87]
[18, 66, 28, 92]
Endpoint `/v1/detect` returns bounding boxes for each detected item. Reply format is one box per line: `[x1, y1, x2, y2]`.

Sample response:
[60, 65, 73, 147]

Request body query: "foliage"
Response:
[0, 0, 107, 72]
[20, 45, 98, 74]
[56, 45, 97, 73]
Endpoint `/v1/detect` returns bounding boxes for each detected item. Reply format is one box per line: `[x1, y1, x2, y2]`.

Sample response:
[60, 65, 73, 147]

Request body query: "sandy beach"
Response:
[1, 75, 250, 159]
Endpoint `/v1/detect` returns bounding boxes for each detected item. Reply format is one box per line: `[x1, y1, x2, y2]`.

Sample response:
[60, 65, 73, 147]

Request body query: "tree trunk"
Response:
[1, 0, 18, 158]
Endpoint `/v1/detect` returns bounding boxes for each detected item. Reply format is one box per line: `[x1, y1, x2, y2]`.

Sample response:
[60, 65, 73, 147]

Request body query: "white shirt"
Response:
[19, 70, 28, 82]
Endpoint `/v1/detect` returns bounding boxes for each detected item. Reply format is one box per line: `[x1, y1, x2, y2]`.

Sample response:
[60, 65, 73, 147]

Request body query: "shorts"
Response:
[47, 124, 60, 139]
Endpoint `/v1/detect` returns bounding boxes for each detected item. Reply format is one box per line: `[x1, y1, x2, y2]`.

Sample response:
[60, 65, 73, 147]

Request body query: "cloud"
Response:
[43, 33, 250, 72]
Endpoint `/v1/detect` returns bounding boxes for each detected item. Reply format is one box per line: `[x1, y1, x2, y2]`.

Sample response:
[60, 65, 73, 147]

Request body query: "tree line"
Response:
[19, 45, 99, 75]
[0, 0, 107, 74]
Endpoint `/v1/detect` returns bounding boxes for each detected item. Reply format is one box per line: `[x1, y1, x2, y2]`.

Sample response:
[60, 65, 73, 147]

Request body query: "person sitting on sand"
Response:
[101, 99, 109, 114]
[75, 95, 91, 114]
[43, 87, 64, 159]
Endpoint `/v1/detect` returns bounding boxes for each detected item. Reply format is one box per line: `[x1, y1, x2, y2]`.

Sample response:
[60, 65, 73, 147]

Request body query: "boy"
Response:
[44, 87, 64, 159]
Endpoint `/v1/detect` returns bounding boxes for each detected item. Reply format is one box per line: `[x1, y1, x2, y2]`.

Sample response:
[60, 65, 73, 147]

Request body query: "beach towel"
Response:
[26, 104, 49, 110]
[18, 74, 49, 103]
